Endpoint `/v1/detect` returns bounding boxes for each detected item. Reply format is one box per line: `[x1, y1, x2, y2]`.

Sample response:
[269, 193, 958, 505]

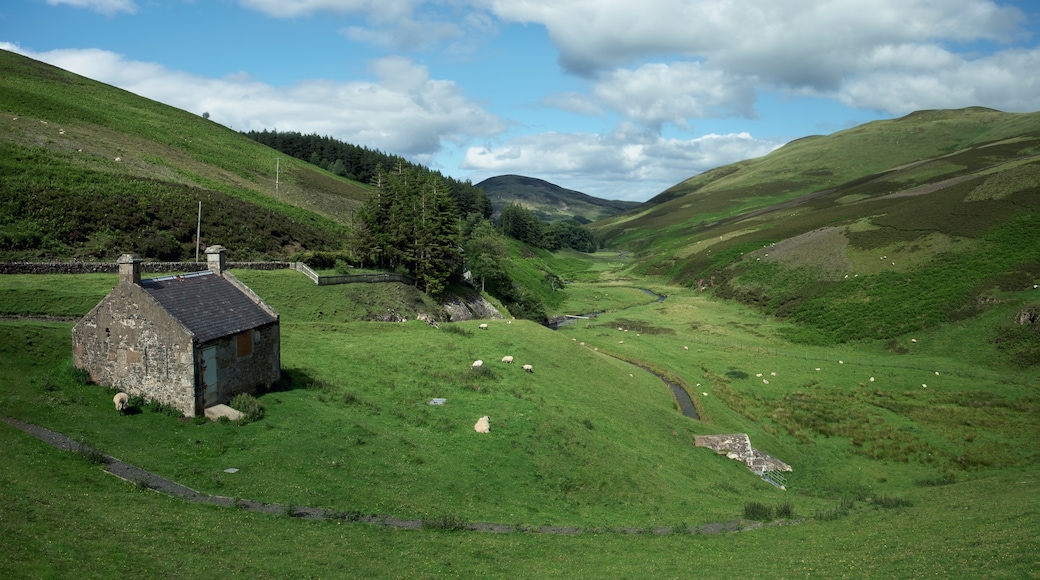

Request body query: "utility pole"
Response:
[275, 157, 280, 200]
[195, 201, 202, 262]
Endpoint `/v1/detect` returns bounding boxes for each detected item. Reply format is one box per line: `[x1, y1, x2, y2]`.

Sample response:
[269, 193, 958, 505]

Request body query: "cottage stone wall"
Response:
[195, 322, 280, 414]
[72, 282, 197, 415]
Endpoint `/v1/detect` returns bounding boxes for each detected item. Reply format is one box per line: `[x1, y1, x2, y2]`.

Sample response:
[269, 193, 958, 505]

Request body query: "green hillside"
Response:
[591, 107, 1040, 350]
[477, 174, 640, 223]
[0, 49, 368, 260]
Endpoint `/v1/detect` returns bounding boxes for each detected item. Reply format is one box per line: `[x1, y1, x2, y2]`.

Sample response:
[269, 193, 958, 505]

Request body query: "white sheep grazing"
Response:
[113, 392, 129, 414]
[684, 346, 689, 351]
[522, 364, 534, 373]
[472, 360, 484, 368]
[501, 356, 514, 364]
[479, 323, 488, 330]
[474, 415, 490, 433]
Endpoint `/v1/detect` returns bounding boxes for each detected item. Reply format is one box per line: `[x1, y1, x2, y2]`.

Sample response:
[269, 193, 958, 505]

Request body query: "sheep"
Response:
[472, 360, 484, 368]
[479, 323, 488, 330]
[474, 415, 490, 433]
[522, 364, 534, 373]
[113, 392, 129, 414]
[501, 356, 514, 364]
[683, 346, 689, 351]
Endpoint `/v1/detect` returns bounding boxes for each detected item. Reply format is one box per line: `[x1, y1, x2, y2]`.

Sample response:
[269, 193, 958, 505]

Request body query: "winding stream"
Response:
[545, 288, 700, 420]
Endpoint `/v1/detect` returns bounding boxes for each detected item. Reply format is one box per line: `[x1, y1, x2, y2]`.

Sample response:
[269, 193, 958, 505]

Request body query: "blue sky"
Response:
[3, 1, 1039, 201]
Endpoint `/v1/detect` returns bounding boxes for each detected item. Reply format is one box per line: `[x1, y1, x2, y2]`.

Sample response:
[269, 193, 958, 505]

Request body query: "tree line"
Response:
[242, 129, 492, 219]
[247, 130, 598, 319]
[499, 203, 597, 253]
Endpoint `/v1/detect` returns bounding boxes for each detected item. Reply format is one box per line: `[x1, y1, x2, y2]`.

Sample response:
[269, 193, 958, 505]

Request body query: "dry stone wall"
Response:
[0, 262, 292, 275]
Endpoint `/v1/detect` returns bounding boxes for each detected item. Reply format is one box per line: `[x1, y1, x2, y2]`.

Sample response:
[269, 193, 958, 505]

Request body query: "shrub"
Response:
[229, 393, 265, 423]
[775, 501, 794, 519]
[470, 366, 497, 380]
[441, 324, 473, 337]
[66, 365, 93, 385]
[916, 475, 957, 487]
[743, 502, 773, 521]
[76, 440, 108, 466]
[871, 495, 913, 509]
[38, 373, 57, 392]
[147, 400, 184, 417]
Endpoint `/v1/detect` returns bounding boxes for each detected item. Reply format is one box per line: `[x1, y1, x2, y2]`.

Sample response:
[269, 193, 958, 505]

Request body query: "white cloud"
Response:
[484, 0, 1026, 84]
[1, 45, 504, 157]
[237, 0, 392, 19]
[44, 0, 137, 16]
[540, 92, 604, 116]
[463, 125, 781, 201]
[231, 1, 1040, 117]
[342, 19, 463, 50]
[593, 62, 756, 128]
[837, 47, 1040, 113]
[241, 0, 465, 50]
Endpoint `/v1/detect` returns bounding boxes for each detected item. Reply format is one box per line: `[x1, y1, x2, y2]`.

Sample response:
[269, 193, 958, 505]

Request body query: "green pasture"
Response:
[3, 421, 1036, 578]
[1, 266, 1038, 577]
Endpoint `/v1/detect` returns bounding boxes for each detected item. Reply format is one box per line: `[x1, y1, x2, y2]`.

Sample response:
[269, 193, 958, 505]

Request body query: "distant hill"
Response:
[476, 175, 639, 223]
[590, 106, 1040, 349]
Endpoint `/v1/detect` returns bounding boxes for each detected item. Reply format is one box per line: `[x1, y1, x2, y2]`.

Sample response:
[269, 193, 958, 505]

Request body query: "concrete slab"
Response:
[205, 404, 244, 422]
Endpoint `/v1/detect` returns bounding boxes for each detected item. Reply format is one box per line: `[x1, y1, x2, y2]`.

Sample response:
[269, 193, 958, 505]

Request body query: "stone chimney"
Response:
[118, 253, 142, 285]
[206, 245, 226, 275]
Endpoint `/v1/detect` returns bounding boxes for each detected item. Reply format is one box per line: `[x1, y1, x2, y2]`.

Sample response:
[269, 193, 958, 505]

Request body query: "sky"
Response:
[2, 1, 1039, 202]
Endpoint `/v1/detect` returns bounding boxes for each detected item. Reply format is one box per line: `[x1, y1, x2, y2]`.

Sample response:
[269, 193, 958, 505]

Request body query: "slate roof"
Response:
[140, 271, 277, 343]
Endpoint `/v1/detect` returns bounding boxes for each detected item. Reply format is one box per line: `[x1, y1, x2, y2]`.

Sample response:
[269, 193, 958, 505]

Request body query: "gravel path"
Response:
[4, 416, 798, 535]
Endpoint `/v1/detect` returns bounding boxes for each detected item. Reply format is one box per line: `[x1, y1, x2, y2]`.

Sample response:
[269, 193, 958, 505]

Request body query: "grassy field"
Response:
[2, 260, 1038, 577]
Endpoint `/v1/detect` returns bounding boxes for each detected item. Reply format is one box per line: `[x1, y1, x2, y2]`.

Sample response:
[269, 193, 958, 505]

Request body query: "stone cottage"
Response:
[72, 245, 280, 416]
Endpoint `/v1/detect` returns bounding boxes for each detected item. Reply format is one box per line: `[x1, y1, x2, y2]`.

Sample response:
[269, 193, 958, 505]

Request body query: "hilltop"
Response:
[476, 174, 639, 223]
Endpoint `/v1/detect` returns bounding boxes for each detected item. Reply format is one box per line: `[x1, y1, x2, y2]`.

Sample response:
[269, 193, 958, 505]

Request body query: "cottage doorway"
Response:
[201, 346, 219, 407]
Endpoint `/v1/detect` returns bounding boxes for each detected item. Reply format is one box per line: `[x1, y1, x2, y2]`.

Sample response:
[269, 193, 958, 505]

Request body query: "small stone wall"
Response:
[0, 262, 292, 275]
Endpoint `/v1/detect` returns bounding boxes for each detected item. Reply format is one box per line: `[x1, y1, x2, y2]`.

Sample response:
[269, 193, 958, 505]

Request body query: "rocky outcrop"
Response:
[1015, 306, 1039, 326]
[695, 434, 792, 488]
[441, 291, 503, 322]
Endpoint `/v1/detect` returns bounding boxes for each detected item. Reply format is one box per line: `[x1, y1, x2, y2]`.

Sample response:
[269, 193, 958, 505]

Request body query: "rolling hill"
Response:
[476, 174, 640, 223]
[0, 49, 367, 261]
[590, 107, 1040, 354]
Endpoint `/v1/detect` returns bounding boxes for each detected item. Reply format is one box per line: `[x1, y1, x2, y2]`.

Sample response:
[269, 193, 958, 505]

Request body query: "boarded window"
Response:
[236, 330, 253, 357]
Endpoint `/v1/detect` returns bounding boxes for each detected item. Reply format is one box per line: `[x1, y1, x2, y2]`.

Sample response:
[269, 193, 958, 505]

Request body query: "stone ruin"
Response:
[695, 434, 792, 489]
